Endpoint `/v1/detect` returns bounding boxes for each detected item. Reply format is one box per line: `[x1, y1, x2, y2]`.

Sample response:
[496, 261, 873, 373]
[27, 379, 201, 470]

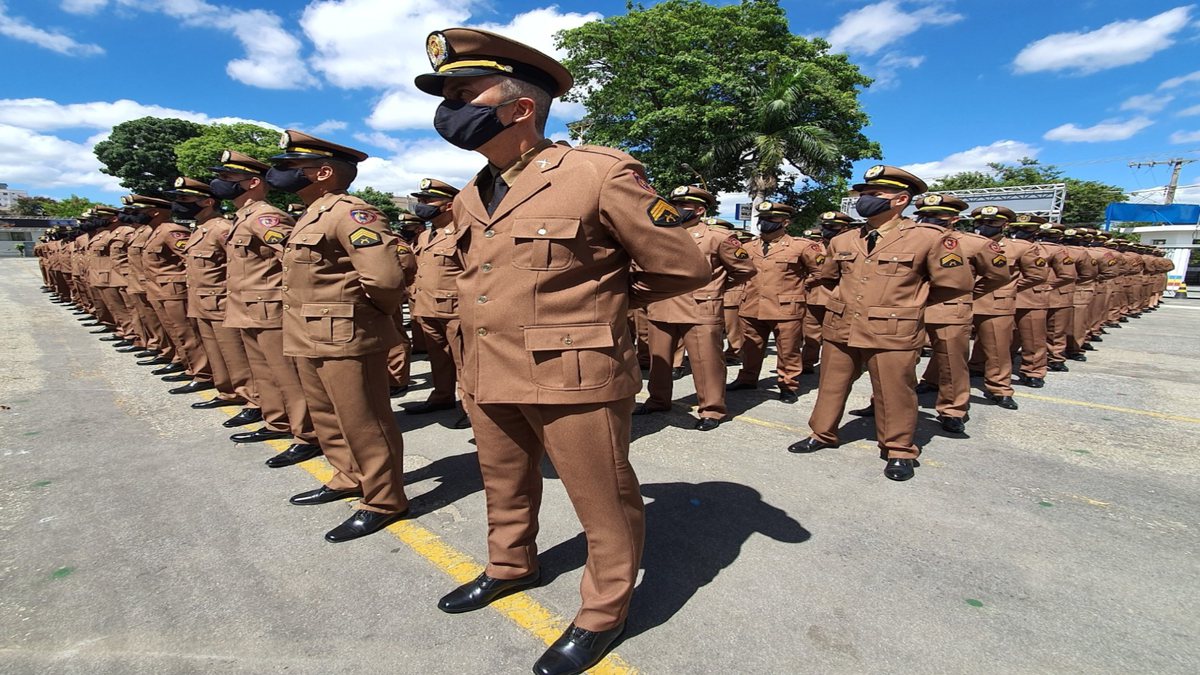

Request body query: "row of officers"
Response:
[30, 27, 1173, 675]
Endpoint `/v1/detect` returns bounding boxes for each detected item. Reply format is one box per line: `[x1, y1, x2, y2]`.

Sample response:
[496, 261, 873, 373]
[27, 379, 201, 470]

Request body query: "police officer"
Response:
[269, 130, 410, 542]
[1009, 214, 1052, 388]
[803, 212, 853, 373]
[415, 28, 708, 674]
[1035, 223, 1078, 373]
[636, 186, 756, 430]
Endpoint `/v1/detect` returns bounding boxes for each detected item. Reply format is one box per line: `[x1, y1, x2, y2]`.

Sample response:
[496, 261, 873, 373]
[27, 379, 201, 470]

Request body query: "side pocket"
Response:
[300, 303, 355, 344]
[523, 323, 616, 390]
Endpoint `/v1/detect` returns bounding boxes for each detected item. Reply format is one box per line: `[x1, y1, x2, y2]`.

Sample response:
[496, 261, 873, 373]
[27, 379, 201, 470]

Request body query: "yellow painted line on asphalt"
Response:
[1013, 392, 1200, 425]
[212, 396, 637, 675]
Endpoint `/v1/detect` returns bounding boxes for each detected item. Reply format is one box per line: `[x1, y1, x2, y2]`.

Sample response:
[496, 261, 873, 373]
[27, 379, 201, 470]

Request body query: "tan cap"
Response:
[396, 212, 426, 226]
[411, 178, 460, 199]
[969, 205, 1016, 221]
[122, 194, 172, 209]
[1009, 213, 1048, 229]
[210, 149, 269, 176]
[704, 216, 734, 229]
[756, 201, 796, 218]
[852, 165, 928, 195]
[416, 28, 574, 97]
[669, 185, 717, 210]
[818, 210, 854, 225]
[915, 193, 968, 214]
[165, 176, 214, 199]
[271, 129, 368, 164]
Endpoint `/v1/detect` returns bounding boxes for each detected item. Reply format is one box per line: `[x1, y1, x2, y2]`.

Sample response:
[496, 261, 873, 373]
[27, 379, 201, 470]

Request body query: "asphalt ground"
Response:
[1, 257, 1197, 674]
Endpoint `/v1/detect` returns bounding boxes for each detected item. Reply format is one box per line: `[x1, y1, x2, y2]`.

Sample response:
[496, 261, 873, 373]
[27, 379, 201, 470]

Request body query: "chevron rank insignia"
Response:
[816, 254, 827, 265]
[263, 229, 284, 245]
[174, 239, 188, 250]
[647, 198, 681, 227]
[734, 247, 749, 260]
[940, 253, 964, 268]
[349, 227, 382, 247]
[1035, 257, 1047, 267]
[350, 209, 377, 225]
[992, 254, 1007, 267]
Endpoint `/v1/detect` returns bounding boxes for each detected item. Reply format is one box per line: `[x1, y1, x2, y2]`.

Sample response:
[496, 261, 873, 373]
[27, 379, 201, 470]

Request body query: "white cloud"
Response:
[1178, 104, 1200, 117]
[366, 90, 441, 131]
[869, 52, 926, 90]
[0, 124, 121, 191]
[1120, 93, 1173, 113]
[826, 1, 962, 56]
[354, 136, 484, 193]
[0, 0, 103, 56]
[1168, 130, 1200, 144]
[1013, 6, 1193, 75]
[1159, 70, 1200, 89]
[0, 98, 279, 131]
[1043, 117, 1153, 142]
[901, 140, 1041, 179]
[60, 0, 108, 14]
[309, 119, 348, 134]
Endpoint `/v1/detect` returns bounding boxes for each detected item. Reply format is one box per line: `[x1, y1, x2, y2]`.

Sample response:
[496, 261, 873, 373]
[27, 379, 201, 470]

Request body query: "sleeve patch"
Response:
[263, 229, 285, 245]
[992, 254, 1007, 267]
[942, 237, 958, 250]
[1063, 256, 1074, 264]
[350, 209, 378, 225]
[173, 239, 188, 250]
[940, 252, 964, 268]
[734, 247, 750, 260]
[258, 215, 280, 228]
[633, 172, 656, 194]
[349, 227, 382, 247]
[647, 198, 682, 227]
[987, 241, 1003, 253]
[816, 254, 827, 265]
[1034, 257, 1047, 267]
[396, 244, 411, 255]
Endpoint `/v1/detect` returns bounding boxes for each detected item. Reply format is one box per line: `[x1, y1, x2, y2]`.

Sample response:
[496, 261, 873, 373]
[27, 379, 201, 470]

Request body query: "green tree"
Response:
[352, 186, 400, 221]
[930, 158, 1126, 225]
[94, 117, 203, 195]
[174, 122, 280, 180]
[557, 0, 878, 200]
[12, 196, 56, 216]
[44, 194, 107, 218]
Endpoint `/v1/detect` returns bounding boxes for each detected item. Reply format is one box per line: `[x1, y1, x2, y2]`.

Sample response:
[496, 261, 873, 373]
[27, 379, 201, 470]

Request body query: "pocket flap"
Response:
[433, 289, 458, 299]
[511, 218, 581, 240]
[431, 246, 457, 257]
[835, 251, 857, 260]
[196, 288, 225, 296]
[826, 299, 847, 314]
[190, 250, 214, 259]
[246, 288, 282, 302]
[867, 306, 921, 319]
[229, 234, 252, 247]
[878, 252, 916, 263]
[524, 323, 614, 352]
[300, 302, 354, 318]
[778, 293, 805, 304]
[291, 232, 325, 246]
[692, 291, 720, 301]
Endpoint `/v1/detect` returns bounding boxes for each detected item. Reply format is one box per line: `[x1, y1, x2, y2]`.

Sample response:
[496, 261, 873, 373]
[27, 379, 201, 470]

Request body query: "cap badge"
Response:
[278, 131, 291, 149]
[981, 206, 997, 216]
[427, 32, 449, 69]
[672, 186, 689, 197]
[865, 165, 884, 178]
[1016, 214, 1031, 222]
[420, 178, 432, 190]
[174, 177, 186, 188]
[821, 211, 835, 220]
[924, 194, 942, 205]
[757, 201, 773, 212]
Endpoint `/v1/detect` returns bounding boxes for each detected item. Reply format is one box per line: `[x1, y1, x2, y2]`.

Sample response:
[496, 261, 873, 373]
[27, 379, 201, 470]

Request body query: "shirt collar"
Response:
[489, 138, 555, 186]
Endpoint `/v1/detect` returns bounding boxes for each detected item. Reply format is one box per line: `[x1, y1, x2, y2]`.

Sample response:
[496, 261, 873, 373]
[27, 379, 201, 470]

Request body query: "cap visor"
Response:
[208, 165, 260, 176]
[415, 68, 512, 96]
[268, 151, 332, 162]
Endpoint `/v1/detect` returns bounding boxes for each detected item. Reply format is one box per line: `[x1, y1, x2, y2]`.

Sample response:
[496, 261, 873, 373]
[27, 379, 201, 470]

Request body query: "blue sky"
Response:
[2, 0, 1199, 220]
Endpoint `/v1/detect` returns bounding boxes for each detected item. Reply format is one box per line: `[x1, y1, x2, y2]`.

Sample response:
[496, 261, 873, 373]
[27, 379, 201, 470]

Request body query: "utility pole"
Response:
[1129, 158, 1197, 204]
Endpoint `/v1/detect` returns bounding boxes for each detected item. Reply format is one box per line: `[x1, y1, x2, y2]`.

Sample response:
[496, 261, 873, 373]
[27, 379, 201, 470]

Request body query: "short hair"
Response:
[498, 77, 551, 134]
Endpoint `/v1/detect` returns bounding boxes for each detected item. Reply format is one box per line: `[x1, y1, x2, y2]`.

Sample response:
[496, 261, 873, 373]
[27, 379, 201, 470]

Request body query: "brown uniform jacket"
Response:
[1068, 244, 1099, 287]
[126, 224, 155, 293]
[925, 230, 1004, 325]
[975, 237, 1044, 316]
[142, 222, 191, 301]
[411, 218, 467, 319]
[281, 191, 406, 358]
[224, 200, 294, 330]
[739, 233, 824, 321]
[107, 225, 136, 289]
[1012, 237, 1051, 310]
[819, 219, 971, 350]
[646, 220, 756, 325]
[184, 215, 233, 321]
[86, 229, 116, 287]
[804, 240, 835, 308]
[1039, 242, 1078, 309]
[451, 142, 709, 405]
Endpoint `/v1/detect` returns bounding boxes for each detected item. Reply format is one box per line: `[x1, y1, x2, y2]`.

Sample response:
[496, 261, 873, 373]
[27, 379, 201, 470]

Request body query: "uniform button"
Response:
[892, 256, 898, 261]
[482, 263, 493, 272]
[855, 312, 861, 317]
[865, 259, 872, 263]
[890, 312, 897, 317]
[255, 294, 263, 300]
[283, 304, 290, 310]
[563, 336, 573, 346]
[537, 228, 548, 235]
[321, 308, 329, 314]
[856, 295, 862, 300]
[484, 229, 496, 238]
[281, 285, 288, 291]
[282, 266, 288, 271]
[476, 328, 488, 336]
[477, 295, 488, 304]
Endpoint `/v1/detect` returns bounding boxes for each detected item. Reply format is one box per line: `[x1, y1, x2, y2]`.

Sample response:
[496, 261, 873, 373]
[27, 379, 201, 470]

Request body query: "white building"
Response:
[0, 183, 29, 209]
[1130, 224, 1199, 289]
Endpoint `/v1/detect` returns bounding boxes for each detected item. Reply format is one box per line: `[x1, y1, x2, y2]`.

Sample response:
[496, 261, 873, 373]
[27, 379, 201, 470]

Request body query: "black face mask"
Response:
[400, 228, 422, 242]
[855, 194, 894, 218]
[1011, 229, 1035, 240]
[759, 219, 786, 234]
[265, 167, 312, 193]
[411, 203, 442, 221]
[131, 213, 152, 225]
[820, 227, 842, 240]
[434, 99, 516, 151]
[172, 202, 204, 220]
[210, 178, 247, 200]
[676, 207, 699, 223]
[915, 215, 952, 227]
[976, 224, 1004, 238]
[118, 213, 133, 224]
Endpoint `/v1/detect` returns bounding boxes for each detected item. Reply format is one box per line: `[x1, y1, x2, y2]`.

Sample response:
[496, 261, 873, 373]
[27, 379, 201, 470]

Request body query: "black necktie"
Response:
[486, 175, 509, 216]
[866, 229, 879, 253]
[762, 240, 770, 255]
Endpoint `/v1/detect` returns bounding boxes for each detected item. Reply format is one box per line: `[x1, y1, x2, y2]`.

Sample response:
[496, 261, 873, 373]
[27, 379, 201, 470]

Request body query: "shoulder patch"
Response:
[170, 231, 188, 239]
[816, 254, 827, 265]
[987, 241, 1003, 253]
[647, 198, 682, 227]
[258, 215, 280, 228]
[809, 243, 822, 251]
[396, 244, 412, 255]
[940, 252, 964, 268]
[349, 227, 382, 248]
[942, 237, 958, 250]
[350, 209, 378, 225]
[263, 229, 285, 245]
[991, 254, 1007, 267]
[633, 172, 656, 194]
[1034, 257, 1047, 267]
[734, 247, 750, 260]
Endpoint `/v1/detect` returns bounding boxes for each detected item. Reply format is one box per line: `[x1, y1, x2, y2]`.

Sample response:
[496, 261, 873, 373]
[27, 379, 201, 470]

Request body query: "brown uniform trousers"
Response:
[411, 216, 468, 404]
[89, 228, 138, 340]
[185, 216, 256, 403]
[644, 221, 756, 419]
[808, 219, 972, 459]
[225, 200, 316, 444]
[144, 222, 210, 380]
[969, 237, 1047, 397]
[1087, 248, 1118, 337]
[1122, 251, 1145, 315]
[921, 232, 1010, 418]
[127, 224, 174, 358]
[1066, 245, 1098, 355]
[386, 244, 419, 389]
[282, 191, 409, 515]
[732, 233, 823, 393]
[801, 240, 831, 371]
[1040, 242, 1078, 365]
[106, 225, 143, 344]
[452, 143, 708, 631]
[1012, 238, 1051, 378]
[722, 280, 746, 360]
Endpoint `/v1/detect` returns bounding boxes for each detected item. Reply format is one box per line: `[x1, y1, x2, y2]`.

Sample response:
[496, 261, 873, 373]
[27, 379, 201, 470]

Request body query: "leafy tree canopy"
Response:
[351, 186, 401, 222]
[93, 117, 203, 195]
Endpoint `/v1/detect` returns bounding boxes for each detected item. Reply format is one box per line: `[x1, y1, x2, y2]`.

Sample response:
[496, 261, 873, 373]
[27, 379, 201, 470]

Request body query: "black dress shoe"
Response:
[169, 381, 215, 394]
[987, 394, 1018, 410]
[849, 403, 875, 417]
[81, 321, 104, 327]
[265, 443, 323, 468]
[1017, 376, 1045, 388]
[724, 356, 741, 366]
[161, 373, 192, 382]
[403, 400, 456, 414]
[533, 622, 625, 675]
[325, 508, 407, 542]
[914, 381, 938, 394]
[1118, 318, 1129, 323]
[938, 415, 966, 433]
[694, 418, 721, 431]
[111, 340, 134, 348]
[801, 366, 816, 375]
[725, 381, 757, 391]
[231, 428, 292, 443]
[632, 402, 668, 416]
[89, 327, 115, 334]
[1081, 342, 1096, 351]
[289, 486, 363, 506]
[222, 408, 263, 428]
[1068, 353, 1087, 362]
[98, 335, 123, 342]
[134, 350, 159, 359]
[778, 389, 798, 404]
[389, 386, 408, 398]
[787, 438, 836, 454]
[438, 570, 541, 613]
[884, 458, 916, 481]
[920, 347, 933, 358]
[191, 397, 246, 409]
[671, 367, 687, 380]
[151, 363, 186, 375]
[115, 345, 142, 353]
[452, 412, 472, 429]
[969, 369, 985, 378]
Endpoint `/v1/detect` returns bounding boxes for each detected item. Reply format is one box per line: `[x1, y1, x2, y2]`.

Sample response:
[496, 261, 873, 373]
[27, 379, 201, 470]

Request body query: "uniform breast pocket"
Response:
[867, 306, 921, 336]
[524, 323, 616, 391]
[777, 255, 800, 268]
[229, 234, 253, 258]
[876, 252, 916, 277]
[289, 232, 326, 264]
[300, 303, 354, 344]
[190, 250, 218, 268]
[96, 271, 110, 284]
[778, 293, 806, 317]
[511, 218, 581, 271]
[431, 247, 457, 268]
[433, 289, 458, 315]
[835, 251, 858, 274]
